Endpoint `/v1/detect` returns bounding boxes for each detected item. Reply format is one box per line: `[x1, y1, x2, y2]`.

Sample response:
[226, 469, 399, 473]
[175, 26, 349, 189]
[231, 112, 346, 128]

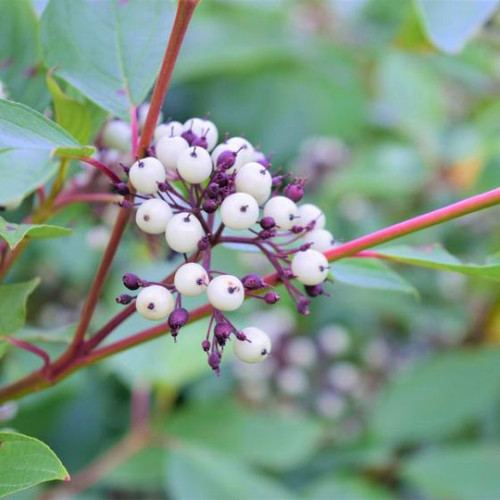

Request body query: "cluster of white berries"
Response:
[113, 114, 335, 372]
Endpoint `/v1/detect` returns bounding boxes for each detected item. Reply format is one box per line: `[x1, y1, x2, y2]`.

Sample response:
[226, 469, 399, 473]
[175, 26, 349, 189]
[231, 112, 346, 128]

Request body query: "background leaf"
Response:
[167, 400, 322, 470]
[304, 475, 394, 500]
[0, 0, 49, 111]
[0, 278, 40, 335]
[41, 0, 174, 120]
[374, 244, 500, 282]
[332, 258, 417, 295]
[371, 348, 500, 444]
[166, 444, 296, 500]
[0, 216, 71, 249]
[415, 0, 500, 54]
[402, 445, 500, 499]
[0, 431, 69, 498]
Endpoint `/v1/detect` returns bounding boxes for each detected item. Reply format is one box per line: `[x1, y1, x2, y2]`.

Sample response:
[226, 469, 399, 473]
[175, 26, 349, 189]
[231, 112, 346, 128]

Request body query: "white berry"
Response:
[183, 117, 206, 138]
[174, 263, 209, 297]
[303, 229, 335, 252]
[207, 275, 245, 311]
[129, 157, 166, 195]
[263, 196, 299, 230]
[135, 198, 173, 234]
[176, 146, 213, 184]
[102, 120, 131, 153]
[298, 203, 326, 230]
[234, 327, 272, 363]
[155, 121, 183, 142]
[165, 212, 204, 254]
[291, 249, 329, 285]
[201, 119, 219, 151]
[220, 193, 259, 230]
[156, 136, 189, 172]
[136, 285, 174, 320]
[235, 162, 272, 204]
[226, 137, 254, 165]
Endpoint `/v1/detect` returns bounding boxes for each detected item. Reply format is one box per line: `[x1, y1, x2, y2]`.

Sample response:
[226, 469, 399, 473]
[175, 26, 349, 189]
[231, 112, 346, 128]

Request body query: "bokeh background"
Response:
[2, 0, 500, 498]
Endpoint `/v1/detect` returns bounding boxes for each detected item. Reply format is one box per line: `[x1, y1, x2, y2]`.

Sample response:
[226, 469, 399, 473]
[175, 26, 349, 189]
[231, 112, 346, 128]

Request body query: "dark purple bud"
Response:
[168, 307, 190, 330]
[192, 135, 208, 149]
[242, 273, 265, 290]
[296, 296, 311, 315]
[299, 242, 313, 251]
[283, 269, 295, 279]
[235, 331, 247, 341]
[284, 182, 304, 202]
[208, 352, 221, 371]
[214, 322, 233, 339]
[114, 182, 129, 195]
[202, 199, 219, 213]
[264, 291, 281, 304]
[254, 151, 271, 169]
[212, 171, 229, 187]
[219, 185, 231, 199]
[119, 200, 134, 208]
[123, 273, 142, 290]
[216, 150, 236, 170]
[291, 225, 304, 234]
[206, 183, 219, 199]
[304, 284, 324, 297]
[272, 175, 284, 188]
[181, 129, 198, 145]
[198, 236, 210, 251]
[260, 217, 276, 229]
[202, 339, 211, 352]
[157, 181, 169, 192]
[116, 293, 134, 304]
[258, 229, 276, 240]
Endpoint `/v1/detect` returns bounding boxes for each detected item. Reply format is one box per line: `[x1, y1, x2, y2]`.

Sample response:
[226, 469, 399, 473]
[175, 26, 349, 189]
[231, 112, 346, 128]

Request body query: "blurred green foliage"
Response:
[1, 0, 500, 498]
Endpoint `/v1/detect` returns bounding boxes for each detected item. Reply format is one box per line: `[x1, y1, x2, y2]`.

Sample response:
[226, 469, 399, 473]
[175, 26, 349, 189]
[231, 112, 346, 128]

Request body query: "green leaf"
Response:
[415, 0, 500, 54]
[332, 258, 417, 295]
[374, 244, 500, 282]
[0, 431, 69, 498]
[52, 145, 95, 159]
[305, 475, 394, 500]
[0, 216, 71, 249]
[41, 0, 174, 120]
[167, 400, 322, 470]
[0, 278, 40, 335]
[46, 73, 91, 143]
[166, 444, 296, 500]
[371, 348, 500, 444]
[402, 445, 500, 500]
[0, 0, 49, 112]
[0, 149, 57, 206]
[0, 99, 81, 151]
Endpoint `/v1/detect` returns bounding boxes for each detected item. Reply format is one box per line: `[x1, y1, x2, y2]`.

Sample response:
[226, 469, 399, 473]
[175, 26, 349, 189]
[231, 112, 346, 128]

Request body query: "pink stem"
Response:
[76, 157, 121, 184]
[130, 106, 139, 158]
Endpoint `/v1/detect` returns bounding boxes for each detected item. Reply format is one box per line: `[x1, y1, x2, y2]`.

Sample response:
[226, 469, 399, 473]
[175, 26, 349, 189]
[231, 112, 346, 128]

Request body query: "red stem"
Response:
[75, 156, 122, 184]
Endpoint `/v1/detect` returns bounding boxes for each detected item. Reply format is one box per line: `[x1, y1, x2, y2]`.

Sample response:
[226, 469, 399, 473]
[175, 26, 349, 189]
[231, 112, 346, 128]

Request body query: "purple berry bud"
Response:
[272, 175, 284, 188]
[192, 135, 208, 149]
[168, 307, 190, 330]
[291, 225, 304, 234]
[258, 229, 276, 240]
[254, 151, 271, 169]
[260, 217, 276, 229]
[284, 182, 304, 202]
[119, 200, 134, 208]
[216, 150, 236, 170]
[157, 181, 169, 192]
[198, 236, 210, 251]
[122, 273, 142, 290]
[202, 340, 211, 352]
[304, 284, 325, 297]
[235, 331, 247, 341]
[212, 171, 229, 187]
[116, 293, 134, 304]
[208, 352, 221, 371]
[202, 199, 219, 213]
[242, 273, 264, 290]
[297, 296, 311, 315]
[299, 243, 313, 251]
[114, 182, 129, 195]
[264, 291, 281, 304]
[283, 269, 295, 279]
[206, 183, 219, 199]
[181, 129, 197, 145]
[214, 322, 232, 339]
